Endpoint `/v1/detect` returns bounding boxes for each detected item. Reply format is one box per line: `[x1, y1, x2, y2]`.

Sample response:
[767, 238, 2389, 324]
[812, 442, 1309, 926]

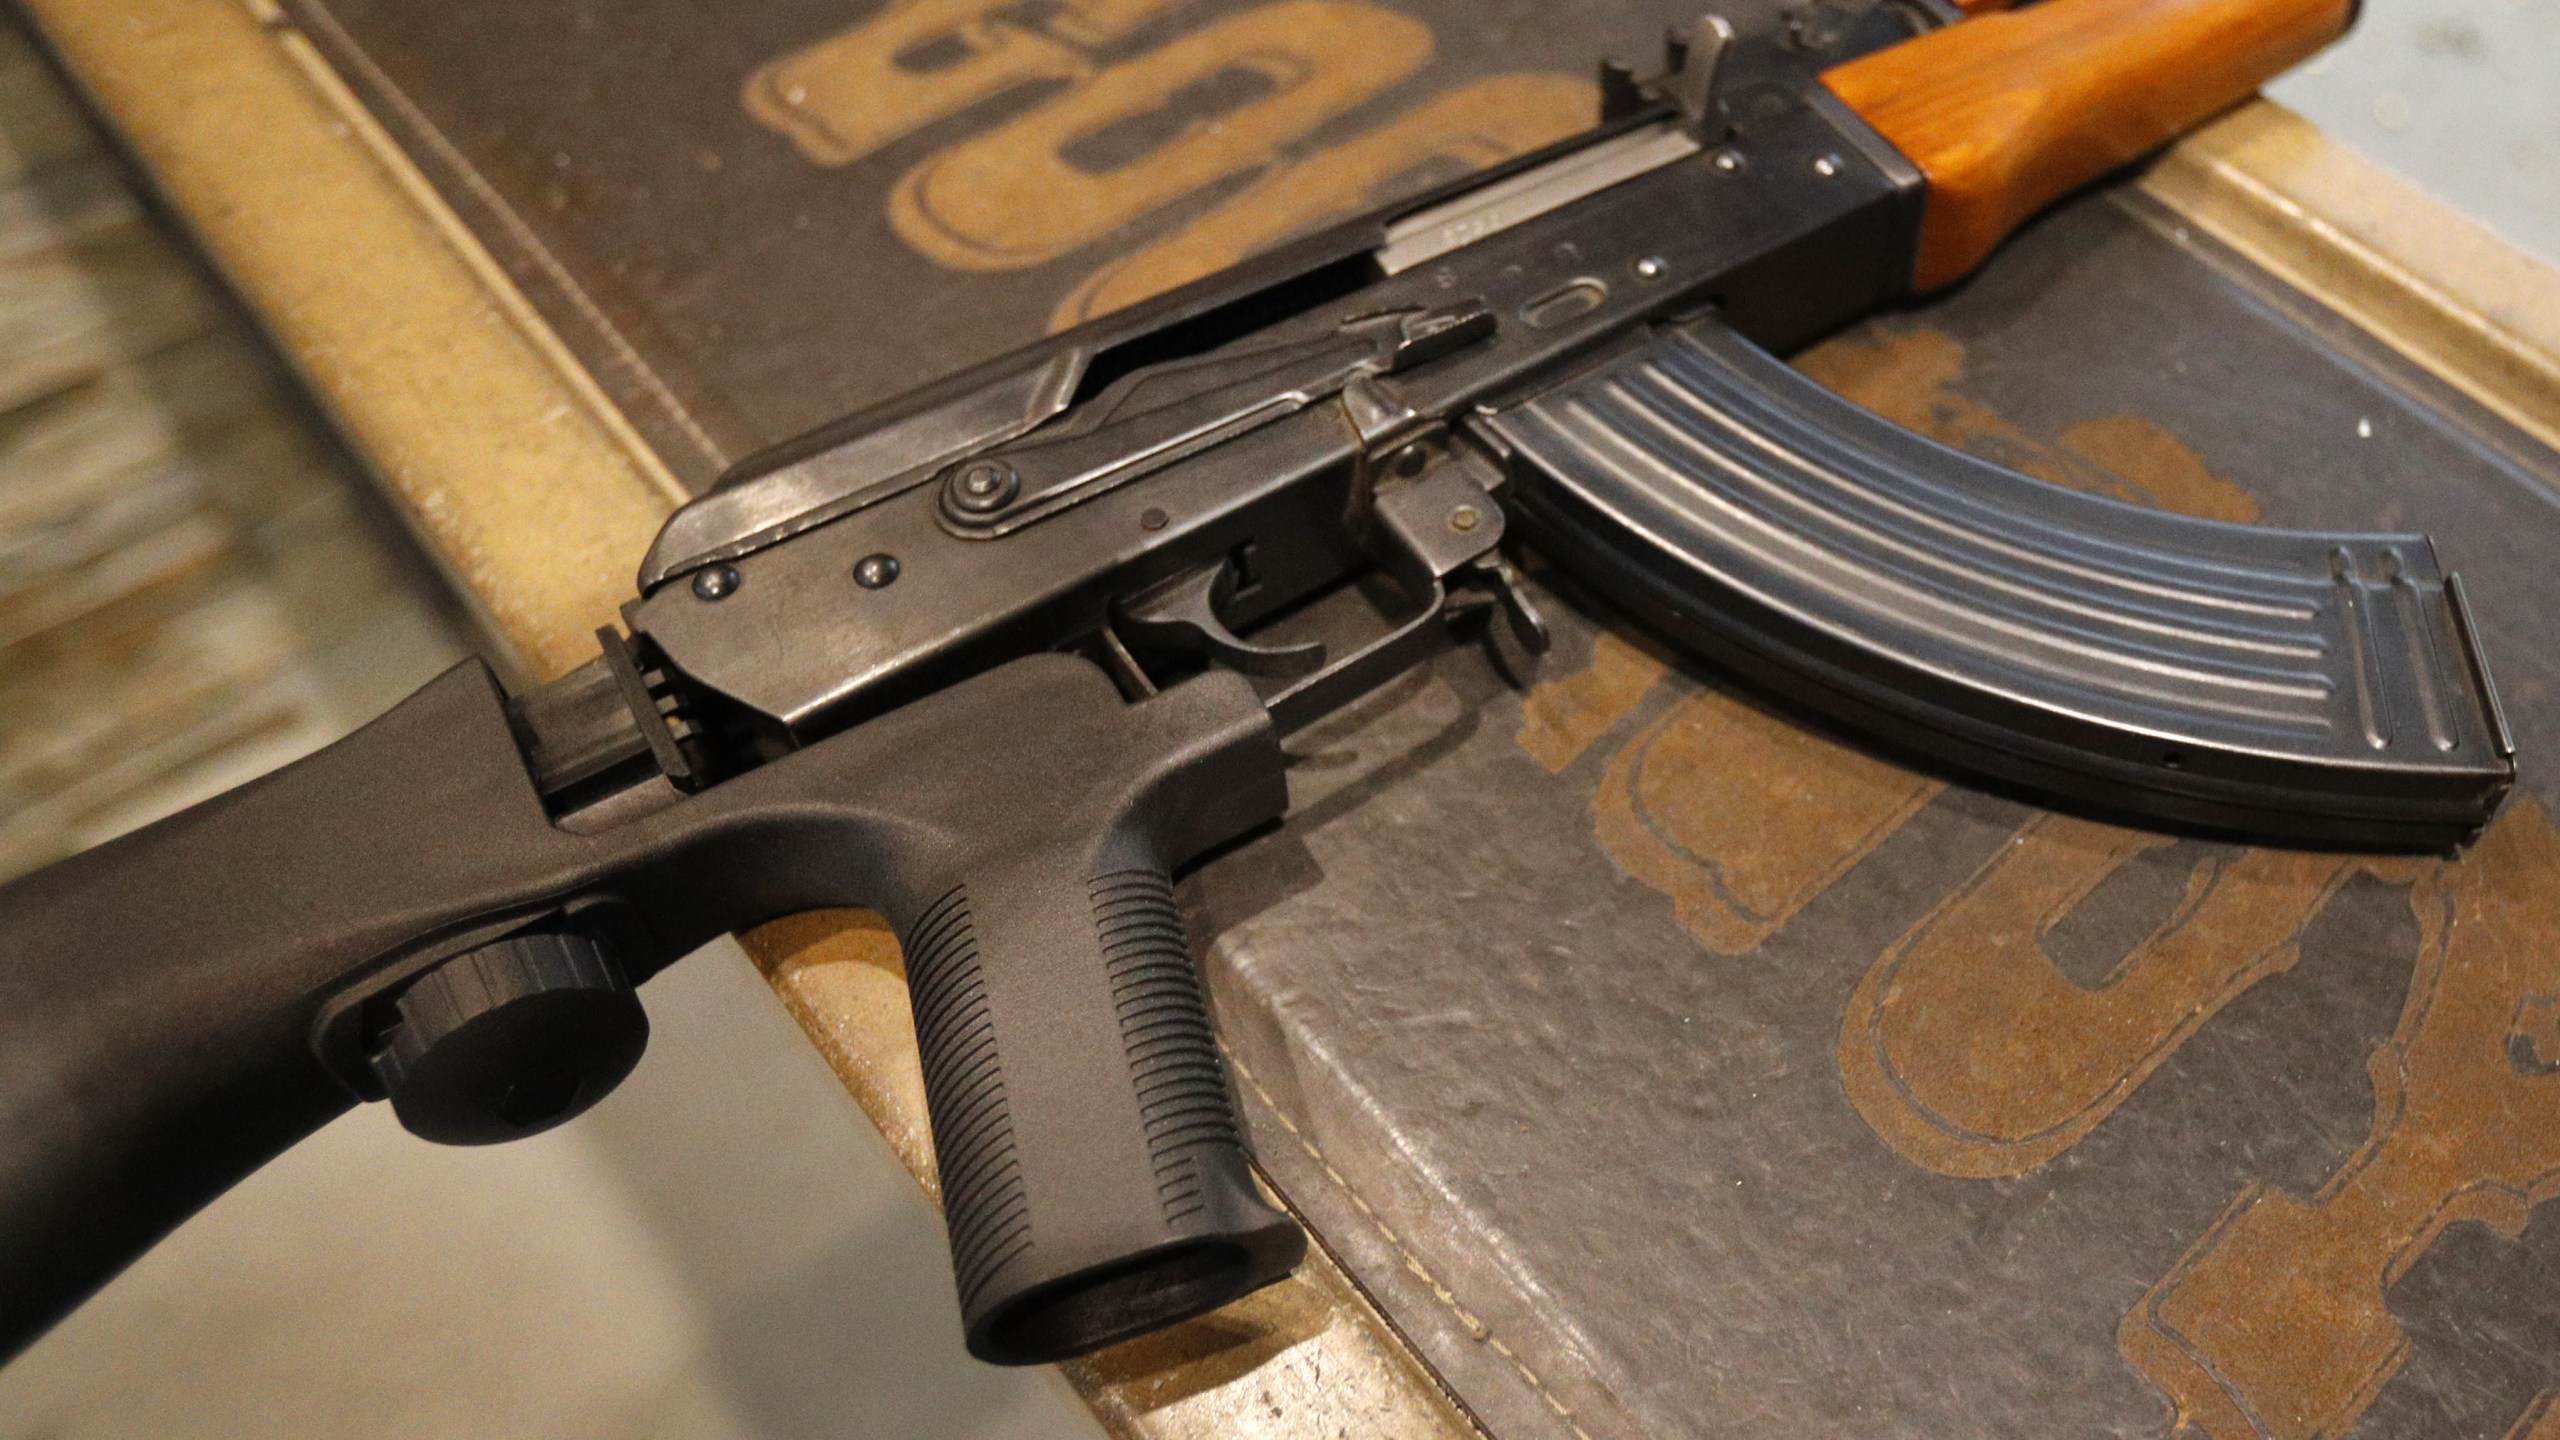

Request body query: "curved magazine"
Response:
[1480, 315, 2514, 849]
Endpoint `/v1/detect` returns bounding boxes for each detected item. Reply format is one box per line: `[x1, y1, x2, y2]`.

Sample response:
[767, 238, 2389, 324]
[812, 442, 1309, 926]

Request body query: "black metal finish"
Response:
[0, 3, 2520, 1377]
[934, 305, 1497, 538]
[1480, 315, 2514, 846]
[0, 655, 1297, 1364]
[629, 96, 1921, 740]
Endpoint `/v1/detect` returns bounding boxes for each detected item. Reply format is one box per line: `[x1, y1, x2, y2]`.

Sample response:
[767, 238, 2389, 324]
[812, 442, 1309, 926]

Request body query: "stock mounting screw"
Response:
[370, 932, 650, 1146]
[949, 461, 1020, 514]
[1449, 504, 1483, 533]
[691, 565, 740, 601]
[853, 553, 900, 589]
[1140, 507, 1169, 532]
[1634, 256, 1667, 282]
[1813, 154, 1841, 178]
[1711, 149, 1745, 175]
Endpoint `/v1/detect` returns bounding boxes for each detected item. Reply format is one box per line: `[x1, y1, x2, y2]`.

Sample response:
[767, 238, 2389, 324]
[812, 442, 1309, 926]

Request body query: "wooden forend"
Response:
[1822, 0, 2352, 289]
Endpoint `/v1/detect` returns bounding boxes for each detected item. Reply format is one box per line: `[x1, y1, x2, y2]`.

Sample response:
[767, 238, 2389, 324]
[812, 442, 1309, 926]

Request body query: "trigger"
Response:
[1114, 561, 1328, 678]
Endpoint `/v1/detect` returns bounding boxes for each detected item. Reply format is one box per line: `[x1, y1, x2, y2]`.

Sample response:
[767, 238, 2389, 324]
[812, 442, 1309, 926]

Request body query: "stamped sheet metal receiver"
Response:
[0, 0, 2506, 1384]
[1377, 121, 1706, 276]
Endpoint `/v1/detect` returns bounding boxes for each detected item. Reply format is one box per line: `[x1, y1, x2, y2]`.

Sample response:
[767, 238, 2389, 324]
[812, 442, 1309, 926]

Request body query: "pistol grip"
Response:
[0, 649, 1301, 1365]
[903, 852, 1300, 1364]
[865, 667, 1303, 1364]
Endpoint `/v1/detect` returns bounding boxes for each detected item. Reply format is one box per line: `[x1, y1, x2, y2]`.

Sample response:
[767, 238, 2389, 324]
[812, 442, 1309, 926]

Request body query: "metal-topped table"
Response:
[24, 1, 2560, 1435]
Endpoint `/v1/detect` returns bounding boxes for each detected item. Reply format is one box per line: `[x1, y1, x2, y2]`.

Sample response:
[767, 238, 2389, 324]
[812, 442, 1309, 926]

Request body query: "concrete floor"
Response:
[0, 4, 2551, 1439]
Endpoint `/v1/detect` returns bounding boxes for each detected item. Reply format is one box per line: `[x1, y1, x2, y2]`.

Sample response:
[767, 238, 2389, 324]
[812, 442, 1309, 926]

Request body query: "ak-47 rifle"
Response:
[0, 0, 2513, 1369]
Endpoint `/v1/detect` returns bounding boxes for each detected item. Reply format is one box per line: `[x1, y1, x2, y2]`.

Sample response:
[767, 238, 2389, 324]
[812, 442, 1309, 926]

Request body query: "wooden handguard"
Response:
[1821, 0, 2352, 289]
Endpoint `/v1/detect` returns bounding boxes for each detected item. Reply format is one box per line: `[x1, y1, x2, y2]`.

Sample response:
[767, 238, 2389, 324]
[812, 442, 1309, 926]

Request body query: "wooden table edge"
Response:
[18, 0, 2560, 1432]
[16, 0, 679, 682]
[2138, 99, 2560, 460]
[12, 3, 1485, 1436]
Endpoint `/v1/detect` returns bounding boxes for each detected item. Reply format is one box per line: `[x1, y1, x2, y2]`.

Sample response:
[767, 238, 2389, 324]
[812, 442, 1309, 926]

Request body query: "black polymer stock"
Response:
[0, 0, 2511, 1370]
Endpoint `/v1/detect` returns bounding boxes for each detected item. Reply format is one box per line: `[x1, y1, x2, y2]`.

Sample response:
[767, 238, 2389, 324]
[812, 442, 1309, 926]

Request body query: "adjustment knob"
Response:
[369, 931, 649, 1145]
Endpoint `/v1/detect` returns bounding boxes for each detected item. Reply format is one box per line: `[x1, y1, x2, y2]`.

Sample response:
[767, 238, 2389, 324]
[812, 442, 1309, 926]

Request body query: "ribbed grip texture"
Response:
[380, 931, 616, 1070]
[903, 886, 1031, 1313]
[1091, 868, 1240, 1224]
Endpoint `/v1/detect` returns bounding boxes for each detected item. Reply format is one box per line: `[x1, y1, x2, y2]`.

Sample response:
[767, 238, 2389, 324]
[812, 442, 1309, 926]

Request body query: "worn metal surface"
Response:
[1195, 191, 2560, 1440]
[26, 0, 2560, 1435]
[18, 5, 1476, 1437]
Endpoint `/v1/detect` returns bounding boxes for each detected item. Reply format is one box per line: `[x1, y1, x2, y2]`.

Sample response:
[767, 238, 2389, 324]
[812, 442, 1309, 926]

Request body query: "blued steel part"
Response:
[2445, 573, 2517, 758]
[1804, 84, 1926, 206]
[1481, 316, 2512, 849]
[1376, 122, 1703, 276]
[637, 109, 1686, 588]
[1117, 562, 1329, 678]
[639, 6, 1936, 592]
[1665, 15, 1739, 140]
[932, 306, 1496, 538]
[0, 654, 1297, 1365]
[635, 99, 1922, 737]
[1261, 464, 1512, 735]
[636, 351, 1087, 590]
